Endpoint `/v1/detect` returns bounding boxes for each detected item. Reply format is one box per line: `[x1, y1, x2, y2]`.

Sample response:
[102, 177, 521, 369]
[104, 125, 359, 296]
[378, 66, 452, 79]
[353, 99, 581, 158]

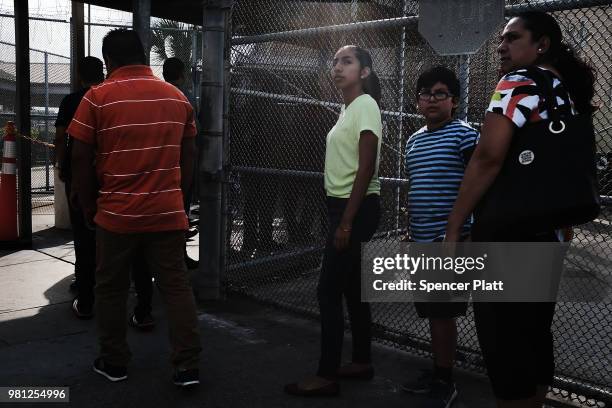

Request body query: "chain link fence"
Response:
[0, 14, 71, 215]
[0, 1, 609, 404]
[226, 1, 612, 406]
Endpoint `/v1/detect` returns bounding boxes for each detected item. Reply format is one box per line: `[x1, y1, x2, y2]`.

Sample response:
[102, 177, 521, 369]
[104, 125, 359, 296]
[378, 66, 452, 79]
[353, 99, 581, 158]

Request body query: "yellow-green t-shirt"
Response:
[324, 93, 383, 198]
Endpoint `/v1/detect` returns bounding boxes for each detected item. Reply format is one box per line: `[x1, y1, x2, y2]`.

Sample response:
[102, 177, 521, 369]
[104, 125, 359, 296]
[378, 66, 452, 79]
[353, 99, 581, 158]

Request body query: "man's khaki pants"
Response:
[95, 227, 201, 369]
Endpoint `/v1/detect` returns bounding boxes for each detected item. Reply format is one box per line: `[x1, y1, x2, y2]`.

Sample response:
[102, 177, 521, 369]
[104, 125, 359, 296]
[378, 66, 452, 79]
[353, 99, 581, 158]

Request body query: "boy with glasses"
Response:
[402, 66, 479, 408]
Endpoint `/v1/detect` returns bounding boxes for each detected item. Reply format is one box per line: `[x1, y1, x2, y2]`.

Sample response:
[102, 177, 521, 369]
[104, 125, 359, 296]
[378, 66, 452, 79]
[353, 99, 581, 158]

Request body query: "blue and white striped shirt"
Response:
[405, 119, 479, 242]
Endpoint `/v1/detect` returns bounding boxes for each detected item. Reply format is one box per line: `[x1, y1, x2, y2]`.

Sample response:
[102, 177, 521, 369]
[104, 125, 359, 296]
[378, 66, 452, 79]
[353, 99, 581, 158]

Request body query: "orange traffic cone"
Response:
[0, 121, 18, 241]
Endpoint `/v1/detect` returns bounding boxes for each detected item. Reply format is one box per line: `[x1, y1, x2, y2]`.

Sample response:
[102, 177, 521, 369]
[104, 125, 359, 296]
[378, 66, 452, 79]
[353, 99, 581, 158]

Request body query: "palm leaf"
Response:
[151, 19, 192, 64]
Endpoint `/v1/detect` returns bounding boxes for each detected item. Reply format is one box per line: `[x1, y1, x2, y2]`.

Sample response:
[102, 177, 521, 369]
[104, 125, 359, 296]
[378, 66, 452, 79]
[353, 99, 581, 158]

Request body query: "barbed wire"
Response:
[11, 132, 55, 149]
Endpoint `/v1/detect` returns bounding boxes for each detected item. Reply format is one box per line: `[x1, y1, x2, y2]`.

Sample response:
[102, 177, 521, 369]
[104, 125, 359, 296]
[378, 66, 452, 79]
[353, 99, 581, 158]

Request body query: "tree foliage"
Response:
[150, 19, 202, 80]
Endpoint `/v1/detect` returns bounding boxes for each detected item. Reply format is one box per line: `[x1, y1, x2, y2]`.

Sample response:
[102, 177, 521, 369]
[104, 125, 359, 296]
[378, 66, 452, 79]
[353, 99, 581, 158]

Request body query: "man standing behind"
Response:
[126, 57, 199, 332]
[162, 56, 199, 269]
[68, 29, 201, 387]
[54, 56, 104, 319]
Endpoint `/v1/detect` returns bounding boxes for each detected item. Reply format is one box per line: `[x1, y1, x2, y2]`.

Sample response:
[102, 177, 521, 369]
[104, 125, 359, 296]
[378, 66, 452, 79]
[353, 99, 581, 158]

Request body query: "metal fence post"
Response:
[132, 0, 151, 65]
[396, 0, 409, 232]
[191, 29, 198, 102]
[457, 55, 470, 121]
[196, 0, 233, 300]
[44, 51, 50, 191]
[70, 2, 84, 93]
[87, 4, 91, 56]
[14, 0, 31, 247]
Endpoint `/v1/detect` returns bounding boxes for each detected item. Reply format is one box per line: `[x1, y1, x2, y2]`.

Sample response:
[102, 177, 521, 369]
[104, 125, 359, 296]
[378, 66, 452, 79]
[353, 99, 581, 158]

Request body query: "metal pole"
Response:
[132, 0, 151, 65]
[0, 41, 69, 60]
[458, 55, 470, 121]
[350, 0, 358, 22]
[505, 0, 612, 14]
[44, 52, 50, 191]
[233, 166, 411, 187]
[191, 29, 198, 102]
[231, 88, 422, 120]
[14, 0, 31, 247]
[395, 0, 408, 232]
[87, 4, 91, 56]
[197, 0, 233, 300]
[220, 6, 232, 298]
[232, 16, 418, 46]
[71, 1, 85, 92]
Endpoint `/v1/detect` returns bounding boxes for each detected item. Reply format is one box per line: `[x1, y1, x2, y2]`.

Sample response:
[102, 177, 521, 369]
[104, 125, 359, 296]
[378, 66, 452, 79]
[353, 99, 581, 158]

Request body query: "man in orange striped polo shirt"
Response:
[68, 29, 201, 387]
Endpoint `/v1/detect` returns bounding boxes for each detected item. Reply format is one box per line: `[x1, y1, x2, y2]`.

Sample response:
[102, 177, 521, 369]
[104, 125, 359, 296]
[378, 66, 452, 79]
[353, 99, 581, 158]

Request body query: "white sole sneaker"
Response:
[93, 359, 127, 382]
[173, 379, 200, 387]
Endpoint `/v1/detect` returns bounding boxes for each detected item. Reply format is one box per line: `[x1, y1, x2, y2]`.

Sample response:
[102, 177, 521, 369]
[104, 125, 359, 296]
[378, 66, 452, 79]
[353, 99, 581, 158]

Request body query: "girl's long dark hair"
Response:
[518, 11, 595, 114]
[347, 46, 382, 107]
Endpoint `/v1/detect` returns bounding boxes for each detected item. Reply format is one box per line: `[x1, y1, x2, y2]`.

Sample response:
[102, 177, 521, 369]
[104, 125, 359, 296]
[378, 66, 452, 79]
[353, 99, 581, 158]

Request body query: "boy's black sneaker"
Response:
[129, 313, 156, 331]
[71, 298, 94, 320]
[93, 358, 127, 382]
[173, 368, 200, 387]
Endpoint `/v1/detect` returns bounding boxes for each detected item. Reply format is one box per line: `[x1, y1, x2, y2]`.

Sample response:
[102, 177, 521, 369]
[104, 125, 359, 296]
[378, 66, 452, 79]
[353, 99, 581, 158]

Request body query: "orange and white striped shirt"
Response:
[67, 65, 197, 233]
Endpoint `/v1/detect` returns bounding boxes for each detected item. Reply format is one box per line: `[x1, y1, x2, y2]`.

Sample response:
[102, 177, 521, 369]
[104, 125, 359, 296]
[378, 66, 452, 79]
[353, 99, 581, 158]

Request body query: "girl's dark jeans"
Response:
[317, 194, 380, 378]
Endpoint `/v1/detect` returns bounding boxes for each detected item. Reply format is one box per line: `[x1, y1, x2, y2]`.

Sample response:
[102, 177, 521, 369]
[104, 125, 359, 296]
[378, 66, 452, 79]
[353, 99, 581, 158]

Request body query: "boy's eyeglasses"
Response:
[418, 91, 454, 101]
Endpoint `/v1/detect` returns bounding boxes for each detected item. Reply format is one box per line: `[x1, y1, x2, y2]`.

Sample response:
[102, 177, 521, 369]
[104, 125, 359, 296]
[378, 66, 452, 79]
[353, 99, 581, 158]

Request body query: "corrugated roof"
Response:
[0, 61, 165, 84]
[82, 0, 399, 28]
[0, 62, 70, 84]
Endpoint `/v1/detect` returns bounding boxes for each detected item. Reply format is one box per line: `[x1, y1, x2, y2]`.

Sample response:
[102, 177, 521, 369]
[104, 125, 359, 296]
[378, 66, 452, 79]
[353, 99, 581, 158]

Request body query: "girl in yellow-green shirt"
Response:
[285, 45, 383, 397]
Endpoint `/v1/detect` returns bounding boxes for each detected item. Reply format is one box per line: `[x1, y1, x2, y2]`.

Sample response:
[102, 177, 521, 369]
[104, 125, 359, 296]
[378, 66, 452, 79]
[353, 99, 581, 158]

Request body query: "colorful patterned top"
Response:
[487, 66, 576, 128]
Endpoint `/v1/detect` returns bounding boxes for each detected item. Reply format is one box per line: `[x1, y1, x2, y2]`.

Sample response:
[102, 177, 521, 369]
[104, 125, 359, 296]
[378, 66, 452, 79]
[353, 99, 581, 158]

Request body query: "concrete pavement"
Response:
[0, 224, 496, 408]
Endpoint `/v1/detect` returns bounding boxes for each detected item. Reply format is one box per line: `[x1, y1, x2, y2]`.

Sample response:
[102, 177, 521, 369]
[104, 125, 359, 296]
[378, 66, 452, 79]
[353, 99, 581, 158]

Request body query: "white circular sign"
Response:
[519, 150, 535, 165]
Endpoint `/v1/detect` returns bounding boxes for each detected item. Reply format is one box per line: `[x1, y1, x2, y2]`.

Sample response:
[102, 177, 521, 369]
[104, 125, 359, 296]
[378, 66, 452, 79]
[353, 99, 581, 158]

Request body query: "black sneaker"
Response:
[71, 298, 94, 319]
[129, 313, 155, 331]
[173, 368, 200, 387]
[93, 358, 127, 382]
[402, 369, 434, 394]
[424, 379, 458, 408]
